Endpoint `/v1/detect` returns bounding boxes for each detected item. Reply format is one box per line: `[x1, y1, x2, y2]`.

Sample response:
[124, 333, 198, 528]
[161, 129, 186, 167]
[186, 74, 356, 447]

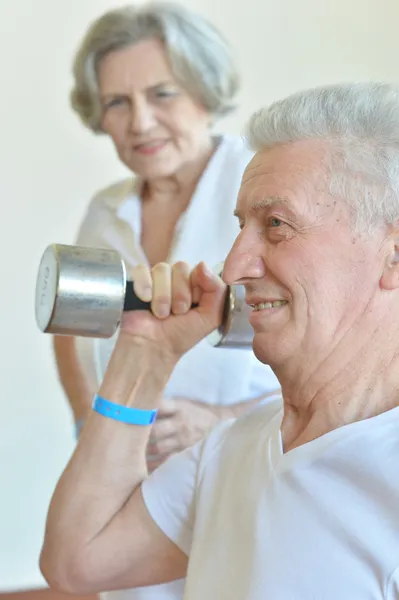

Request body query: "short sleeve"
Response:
[75, 195, 109, 247]
[141, 420, 235, 556]
[141, 441, 203, 556]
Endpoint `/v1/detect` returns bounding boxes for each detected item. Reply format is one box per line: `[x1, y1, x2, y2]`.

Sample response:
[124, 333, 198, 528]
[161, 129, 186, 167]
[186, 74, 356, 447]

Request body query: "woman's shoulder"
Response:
[74, 177, 137, 246]
[217, 133, 255, 168]
[207, 134, 254, 193]
[88, 177, 137, 213]
[198, 134, 254, 209]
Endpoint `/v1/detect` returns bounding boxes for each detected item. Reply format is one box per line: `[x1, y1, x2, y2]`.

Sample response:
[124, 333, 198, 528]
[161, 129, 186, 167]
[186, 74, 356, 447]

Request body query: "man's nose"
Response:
[222, 230, 265, 285]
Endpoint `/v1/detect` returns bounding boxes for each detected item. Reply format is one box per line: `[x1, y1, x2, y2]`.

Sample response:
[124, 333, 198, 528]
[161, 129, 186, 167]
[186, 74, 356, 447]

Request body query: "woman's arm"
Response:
[53, 335, 96, 423]
[146, 390, 281, 470]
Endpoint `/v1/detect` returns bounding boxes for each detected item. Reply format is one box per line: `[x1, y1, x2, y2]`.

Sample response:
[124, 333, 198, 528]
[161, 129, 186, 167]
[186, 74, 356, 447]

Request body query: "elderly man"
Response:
[40, 82, 399, 599]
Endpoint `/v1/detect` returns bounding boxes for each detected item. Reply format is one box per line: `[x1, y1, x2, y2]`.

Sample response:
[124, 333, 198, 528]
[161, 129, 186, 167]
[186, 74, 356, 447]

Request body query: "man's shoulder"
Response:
[199, 398, 283, 475]
[227, 397, 283, 444]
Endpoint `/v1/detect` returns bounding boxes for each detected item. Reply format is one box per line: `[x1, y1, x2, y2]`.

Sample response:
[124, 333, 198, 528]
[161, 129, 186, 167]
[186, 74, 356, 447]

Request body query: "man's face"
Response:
[223, 140, 386, 369]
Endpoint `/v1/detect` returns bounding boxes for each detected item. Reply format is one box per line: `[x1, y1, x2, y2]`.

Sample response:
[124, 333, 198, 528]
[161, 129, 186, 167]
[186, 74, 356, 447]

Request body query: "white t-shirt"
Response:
[142, 399, 399, 599]
[74, 135, 281, 600]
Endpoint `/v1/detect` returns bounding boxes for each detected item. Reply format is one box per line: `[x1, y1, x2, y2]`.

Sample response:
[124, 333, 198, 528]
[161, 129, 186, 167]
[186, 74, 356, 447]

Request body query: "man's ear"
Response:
[380, 233, 399, 291]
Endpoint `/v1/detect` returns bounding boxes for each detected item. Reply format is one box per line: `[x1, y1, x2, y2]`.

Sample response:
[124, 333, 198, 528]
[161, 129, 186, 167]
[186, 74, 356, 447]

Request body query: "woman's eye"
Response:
[104, 98, 126, 109]
[154, 89, 178, 99]
[270, 217, 283, 227]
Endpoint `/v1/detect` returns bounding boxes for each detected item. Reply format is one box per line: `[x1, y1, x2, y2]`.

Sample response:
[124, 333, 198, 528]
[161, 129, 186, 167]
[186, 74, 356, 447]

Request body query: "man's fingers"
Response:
[192, 285, 202, 304]
[151, 262, 172, 318]
[171, 262, 192, 315]
[190, 262, 227, 322]
[132, 261, 224, 314]
[131, 261, 225, 345]
[190, 262, 226, 296]
[132, 264, 153, 303]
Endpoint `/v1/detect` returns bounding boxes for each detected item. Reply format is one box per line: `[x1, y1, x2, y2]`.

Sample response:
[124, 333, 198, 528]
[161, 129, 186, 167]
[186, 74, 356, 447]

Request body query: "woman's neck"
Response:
[142, 137, 217, 206]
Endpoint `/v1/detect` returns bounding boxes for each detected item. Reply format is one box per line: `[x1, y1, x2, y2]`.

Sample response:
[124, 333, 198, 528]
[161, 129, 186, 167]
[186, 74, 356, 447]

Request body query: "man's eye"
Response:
[270, 217, 283, 227]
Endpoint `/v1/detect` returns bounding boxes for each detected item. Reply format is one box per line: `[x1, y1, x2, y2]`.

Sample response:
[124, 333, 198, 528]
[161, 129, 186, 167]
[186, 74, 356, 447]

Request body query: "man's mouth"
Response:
[251, 300, 288, 311]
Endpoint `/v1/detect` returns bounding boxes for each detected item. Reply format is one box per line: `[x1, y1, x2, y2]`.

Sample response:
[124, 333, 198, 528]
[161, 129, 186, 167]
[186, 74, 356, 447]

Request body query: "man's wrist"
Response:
[100, 335, 176, 410]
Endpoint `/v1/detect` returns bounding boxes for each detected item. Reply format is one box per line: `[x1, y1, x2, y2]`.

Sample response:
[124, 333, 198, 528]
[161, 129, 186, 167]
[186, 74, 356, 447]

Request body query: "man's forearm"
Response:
[41, 335, 176, 574]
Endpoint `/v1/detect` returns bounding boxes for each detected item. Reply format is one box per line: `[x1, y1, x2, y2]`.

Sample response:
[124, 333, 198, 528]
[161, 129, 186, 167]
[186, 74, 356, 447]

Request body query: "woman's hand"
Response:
[146, 397, 233, 472]
[120, 261, 226, 364]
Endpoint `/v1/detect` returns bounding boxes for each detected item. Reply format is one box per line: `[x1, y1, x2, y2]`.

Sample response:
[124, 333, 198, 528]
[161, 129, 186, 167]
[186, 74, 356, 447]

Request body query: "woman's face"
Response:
[98, 38, 212, 180]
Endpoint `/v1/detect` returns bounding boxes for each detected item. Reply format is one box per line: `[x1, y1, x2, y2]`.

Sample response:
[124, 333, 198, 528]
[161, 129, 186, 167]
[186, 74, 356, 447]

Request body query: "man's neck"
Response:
[277, 312, 399, 452]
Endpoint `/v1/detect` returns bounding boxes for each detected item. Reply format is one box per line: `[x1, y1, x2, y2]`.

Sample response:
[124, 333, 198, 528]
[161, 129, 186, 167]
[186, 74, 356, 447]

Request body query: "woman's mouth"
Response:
[134, 140, 168, 155]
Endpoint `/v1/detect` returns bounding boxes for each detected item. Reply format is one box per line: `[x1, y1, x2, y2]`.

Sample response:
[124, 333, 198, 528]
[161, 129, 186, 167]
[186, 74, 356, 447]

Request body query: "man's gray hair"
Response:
[246, 82, 399, 231]
[70, 2, 240, 133]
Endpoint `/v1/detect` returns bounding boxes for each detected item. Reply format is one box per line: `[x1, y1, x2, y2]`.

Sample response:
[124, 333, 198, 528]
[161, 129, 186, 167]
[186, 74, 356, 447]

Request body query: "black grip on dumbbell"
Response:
[123, 281, 199, 312]
[124, 281, 152, 311]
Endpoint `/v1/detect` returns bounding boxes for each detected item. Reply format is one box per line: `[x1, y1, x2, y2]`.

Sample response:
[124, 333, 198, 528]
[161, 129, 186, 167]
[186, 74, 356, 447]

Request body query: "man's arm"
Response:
[40, 261, 226, 595]
[40, 337, 188, 594]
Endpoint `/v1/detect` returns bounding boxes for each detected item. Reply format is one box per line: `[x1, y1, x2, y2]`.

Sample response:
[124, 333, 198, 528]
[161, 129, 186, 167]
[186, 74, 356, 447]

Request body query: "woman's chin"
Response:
[124, 152, 181, 180]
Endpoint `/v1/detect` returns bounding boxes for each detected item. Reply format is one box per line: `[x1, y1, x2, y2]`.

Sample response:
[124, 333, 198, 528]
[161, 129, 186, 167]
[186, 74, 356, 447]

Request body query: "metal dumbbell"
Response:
[34, 244, 254, 348]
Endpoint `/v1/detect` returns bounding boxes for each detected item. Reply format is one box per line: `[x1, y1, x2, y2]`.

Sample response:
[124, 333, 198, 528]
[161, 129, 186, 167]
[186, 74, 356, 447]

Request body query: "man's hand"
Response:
[120, 261, 226, 364]
[146, 398, 232, 471]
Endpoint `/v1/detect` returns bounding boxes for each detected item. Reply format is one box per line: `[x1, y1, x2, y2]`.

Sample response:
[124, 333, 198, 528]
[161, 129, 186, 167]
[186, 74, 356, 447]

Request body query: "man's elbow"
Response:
[39, 544, 96, 595]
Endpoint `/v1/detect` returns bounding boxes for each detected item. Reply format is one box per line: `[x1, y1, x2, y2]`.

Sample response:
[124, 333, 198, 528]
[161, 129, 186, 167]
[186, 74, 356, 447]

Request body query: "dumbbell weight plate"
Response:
[35, 244, 127, 338]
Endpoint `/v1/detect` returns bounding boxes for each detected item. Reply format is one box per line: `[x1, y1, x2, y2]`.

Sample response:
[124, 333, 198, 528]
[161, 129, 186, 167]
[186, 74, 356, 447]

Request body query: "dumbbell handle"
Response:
[123, 281, 199, 311]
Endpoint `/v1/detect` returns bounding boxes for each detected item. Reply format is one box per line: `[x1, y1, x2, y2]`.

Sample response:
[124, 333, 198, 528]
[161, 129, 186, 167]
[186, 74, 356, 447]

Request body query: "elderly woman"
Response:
[42, 81, 399, 599]
[53, 3, 280, 600]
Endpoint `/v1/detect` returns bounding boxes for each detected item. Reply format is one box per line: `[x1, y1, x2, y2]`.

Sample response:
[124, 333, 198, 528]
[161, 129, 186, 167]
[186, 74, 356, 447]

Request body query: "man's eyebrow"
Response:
[234, 196, 288, 220]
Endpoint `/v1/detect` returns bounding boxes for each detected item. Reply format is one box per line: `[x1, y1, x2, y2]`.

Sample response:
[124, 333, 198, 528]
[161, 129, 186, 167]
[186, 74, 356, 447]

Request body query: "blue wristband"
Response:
[92, 394, 157, 426]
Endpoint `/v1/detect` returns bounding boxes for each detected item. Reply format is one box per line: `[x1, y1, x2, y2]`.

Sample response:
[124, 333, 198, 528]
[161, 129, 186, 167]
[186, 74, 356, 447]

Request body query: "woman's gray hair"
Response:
[246, 82, 399, 231]
[71, 2, 240, 133]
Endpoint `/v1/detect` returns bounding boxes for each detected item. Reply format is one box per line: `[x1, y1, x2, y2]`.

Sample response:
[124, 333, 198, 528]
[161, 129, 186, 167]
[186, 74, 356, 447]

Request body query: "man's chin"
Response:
[252, 335, 279, 368]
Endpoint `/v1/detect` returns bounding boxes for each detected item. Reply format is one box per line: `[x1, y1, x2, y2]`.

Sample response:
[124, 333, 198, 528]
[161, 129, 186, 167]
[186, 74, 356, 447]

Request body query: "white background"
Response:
[1, 0, 398, 591]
